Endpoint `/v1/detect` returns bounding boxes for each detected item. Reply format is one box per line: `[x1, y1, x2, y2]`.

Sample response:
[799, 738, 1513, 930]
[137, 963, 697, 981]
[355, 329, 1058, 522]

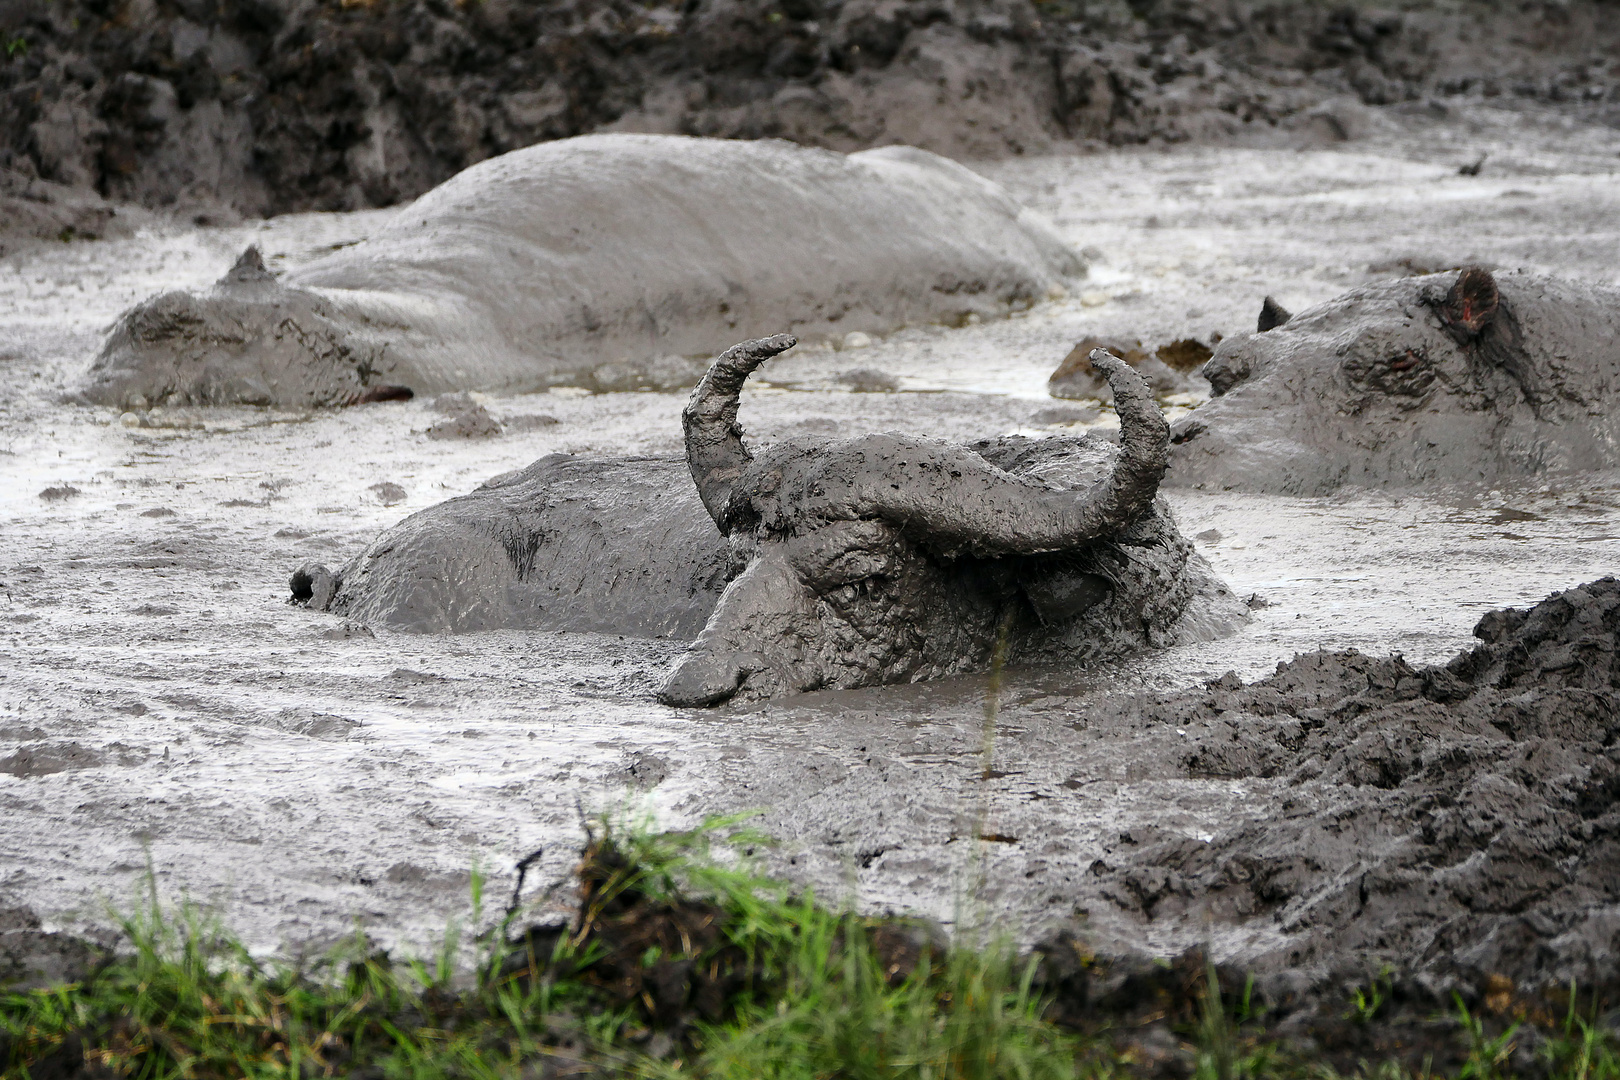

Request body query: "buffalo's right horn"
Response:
[724, 350, 1168, 555]
[682, 334, 797, 532]
[873, 349, 1169, 553]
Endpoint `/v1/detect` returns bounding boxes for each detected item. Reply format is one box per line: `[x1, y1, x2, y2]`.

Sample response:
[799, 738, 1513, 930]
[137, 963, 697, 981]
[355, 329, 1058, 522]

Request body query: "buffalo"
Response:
[82, 134, 1081, 411]
[1169, 269, 1620, 494]
[295, 336, 1244, 706]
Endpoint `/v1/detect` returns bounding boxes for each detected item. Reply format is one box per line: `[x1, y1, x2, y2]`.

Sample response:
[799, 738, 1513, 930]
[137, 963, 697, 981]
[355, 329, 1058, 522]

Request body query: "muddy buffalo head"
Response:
[657, 335, 1172, 706]
[1170, 268, 1620, 494]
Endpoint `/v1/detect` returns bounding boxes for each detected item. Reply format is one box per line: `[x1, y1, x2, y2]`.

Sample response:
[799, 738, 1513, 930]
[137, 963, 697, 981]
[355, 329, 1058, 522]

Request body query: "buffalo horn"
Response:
[870, 350, 1167, 553]
[727, 350, 1168, 555]
[683, 334, 798, 531]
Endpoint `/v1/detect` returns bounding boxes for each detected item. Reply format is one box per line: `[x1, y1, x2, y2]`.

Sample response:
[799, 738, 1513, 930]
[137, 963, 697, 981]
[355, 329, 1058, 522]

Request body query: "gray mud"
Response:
[1081, 577, 1620, 995]
[4, 122, 1620, 989]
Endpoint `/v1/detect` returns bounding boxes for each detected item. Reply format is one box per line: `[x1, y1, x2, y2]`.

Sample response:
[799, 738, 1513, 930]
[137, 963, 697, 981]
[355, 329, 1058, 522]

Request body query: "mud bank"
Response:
[1072, 577, 1620, 997]
[3, 0, 1619, 236]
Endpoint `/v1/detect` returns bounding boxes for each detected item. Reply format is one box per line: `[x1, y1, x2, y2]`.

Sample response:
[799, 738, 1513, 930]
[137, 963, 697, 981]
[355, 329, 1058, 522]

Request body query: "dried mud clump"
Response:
[1049, 336, 1214, 401]
[1085, 577, 1620, 997]
[425, 393, 503, 440]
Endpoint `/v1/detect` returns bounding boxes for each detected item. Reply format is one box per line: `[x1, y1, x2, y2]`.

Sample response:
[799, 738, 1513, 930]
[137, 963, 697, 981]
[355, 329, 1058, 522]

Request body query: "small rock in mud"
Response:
[129, 604, 178, 616]
[503, 413, 560, 432]
[1154, 338, 1215, 372]
[320, 623, 375, 640]
[37, 485, 80, 501]
[139, 507, 176, 517]
[838, 368, 900, 393]
[297, 714, 361, 740]
[368, 482, 407, 506]
[1049, 338, 1191, 401]
[290, 563, 339, 610]
[1030, 405, 1101, 427]
[0, 742, 106, 778]
[426, 395, 503, 439]
[1299, 95, 1387, 143]
[622, 753, 672, 789]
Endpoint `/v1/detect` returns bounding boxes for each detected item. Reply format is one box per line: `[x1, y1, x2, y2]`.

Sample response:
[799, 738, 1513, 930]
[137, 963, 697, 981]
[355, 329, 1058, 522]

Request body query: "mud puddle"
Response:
[3, 113, 1619, 963]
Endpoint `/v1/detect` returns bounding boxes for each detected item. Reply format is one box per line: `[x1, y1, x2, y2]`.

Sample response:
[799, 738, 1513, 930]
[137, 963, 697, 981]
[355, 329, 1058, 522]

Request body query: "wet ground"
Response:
[4, 106, 1620, 963]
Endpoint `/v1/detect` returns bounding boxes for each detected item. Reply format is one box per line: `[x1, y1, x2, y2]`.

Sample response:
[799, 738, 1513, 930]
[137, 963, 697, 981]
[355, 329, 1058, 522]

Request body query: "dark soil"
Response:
[1070, 577, 1620, 1028]
[2, 0, 1618, 244]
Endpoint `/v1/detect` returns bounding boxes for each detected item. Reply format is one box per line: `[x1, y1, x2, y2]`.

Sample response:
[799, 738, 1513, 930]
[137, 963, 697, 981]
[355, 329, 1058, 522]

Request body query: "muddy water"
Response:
[4, 110, 1620, 962]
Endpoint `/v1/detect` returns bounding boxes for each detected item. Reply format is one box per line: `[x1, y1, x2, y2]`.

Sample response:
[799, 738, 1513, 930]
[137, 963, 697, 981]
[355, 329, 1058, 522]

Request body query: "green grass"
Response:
[3, 817, 1619, 1079]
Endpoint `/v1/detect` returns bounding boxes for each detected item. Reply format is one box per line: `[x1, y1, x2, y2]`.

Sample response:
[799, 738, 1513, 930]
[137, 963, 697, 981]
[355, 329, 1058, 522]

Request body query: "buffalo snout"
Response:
[658, 650, 757, 707]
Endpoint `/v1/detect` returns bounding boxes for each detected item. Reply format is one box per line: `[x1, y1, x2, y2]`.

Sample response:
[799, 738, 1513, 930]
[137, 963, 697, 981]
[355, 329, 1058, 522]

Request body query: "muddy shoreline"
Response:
[3, 0, 1620, 248]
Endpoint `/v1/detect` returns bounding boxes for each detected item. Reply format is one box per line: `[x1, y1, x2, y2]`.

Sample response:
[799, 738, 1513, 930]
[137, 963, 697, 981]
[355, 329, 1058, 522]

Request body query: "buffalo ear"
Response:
[1257, 295, 1292, 332]
[1439, 267, 1499, 339]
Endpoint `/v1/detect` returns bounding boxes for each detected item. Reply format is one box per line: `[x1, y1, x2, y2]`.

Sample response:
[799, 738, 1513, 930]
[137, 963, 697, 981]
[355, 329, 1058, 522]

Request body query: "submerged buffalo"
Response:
[295, 337, 1244, 706]
[1169, 268, 1620, 494]
[82, 134, 1081, 410]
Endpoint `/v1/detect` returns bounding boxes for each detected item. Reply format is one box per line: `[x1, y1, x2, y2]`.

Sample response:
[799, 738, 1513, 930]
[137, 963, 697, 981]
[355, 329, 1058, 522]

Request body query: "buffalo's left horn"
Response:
[682, 334, 797, 532]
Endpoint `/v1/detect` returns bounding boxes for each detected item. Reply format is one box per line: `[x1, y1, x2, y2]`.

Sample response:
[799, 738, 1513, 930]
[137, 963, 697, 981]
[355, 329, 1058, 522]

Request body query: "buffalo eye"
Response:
[804, 548, 892, 590]
[1340, 342, 1434, 402]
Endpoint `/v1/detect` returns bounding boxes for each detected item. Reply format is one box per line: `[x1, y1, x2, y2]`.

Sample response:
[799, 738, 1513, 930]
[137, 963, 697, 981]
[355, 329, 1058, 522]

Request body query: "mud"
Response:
[80, 134, 1080, 409]
[4, 127, 1620, 990]
[4, 0, 1620, 232]
[1170, 269, 1620, 494]
[1076, 577, 1620, 998]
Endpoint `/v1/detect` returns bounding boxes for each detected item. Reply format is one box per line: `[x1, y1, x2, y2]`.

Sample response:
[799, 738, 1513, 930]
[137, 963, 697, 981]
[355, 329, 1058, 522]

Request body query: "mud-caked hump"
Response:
[83, 134, 1083, 411]
[307, 456, 735, 638]
[1169, 270, 1620, 495]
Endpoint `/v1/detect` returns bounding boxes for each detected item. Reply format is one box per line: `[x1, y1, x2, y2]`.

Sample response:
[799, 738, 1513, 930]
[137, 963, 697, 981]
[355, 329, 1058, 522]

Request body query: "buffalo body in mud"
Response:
[81, 134, 1081, 410]
[1170, 269, 1620, 494]
[296, 338, 1243, 706]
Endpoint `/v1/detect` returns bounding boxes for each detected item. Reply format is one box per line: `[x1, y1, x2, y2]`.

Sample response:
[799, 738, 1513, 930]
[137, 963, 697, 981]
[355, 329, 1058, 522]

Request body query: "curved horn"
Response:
[683, 334, 797, 531]
[732, 350, 1168, 555]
